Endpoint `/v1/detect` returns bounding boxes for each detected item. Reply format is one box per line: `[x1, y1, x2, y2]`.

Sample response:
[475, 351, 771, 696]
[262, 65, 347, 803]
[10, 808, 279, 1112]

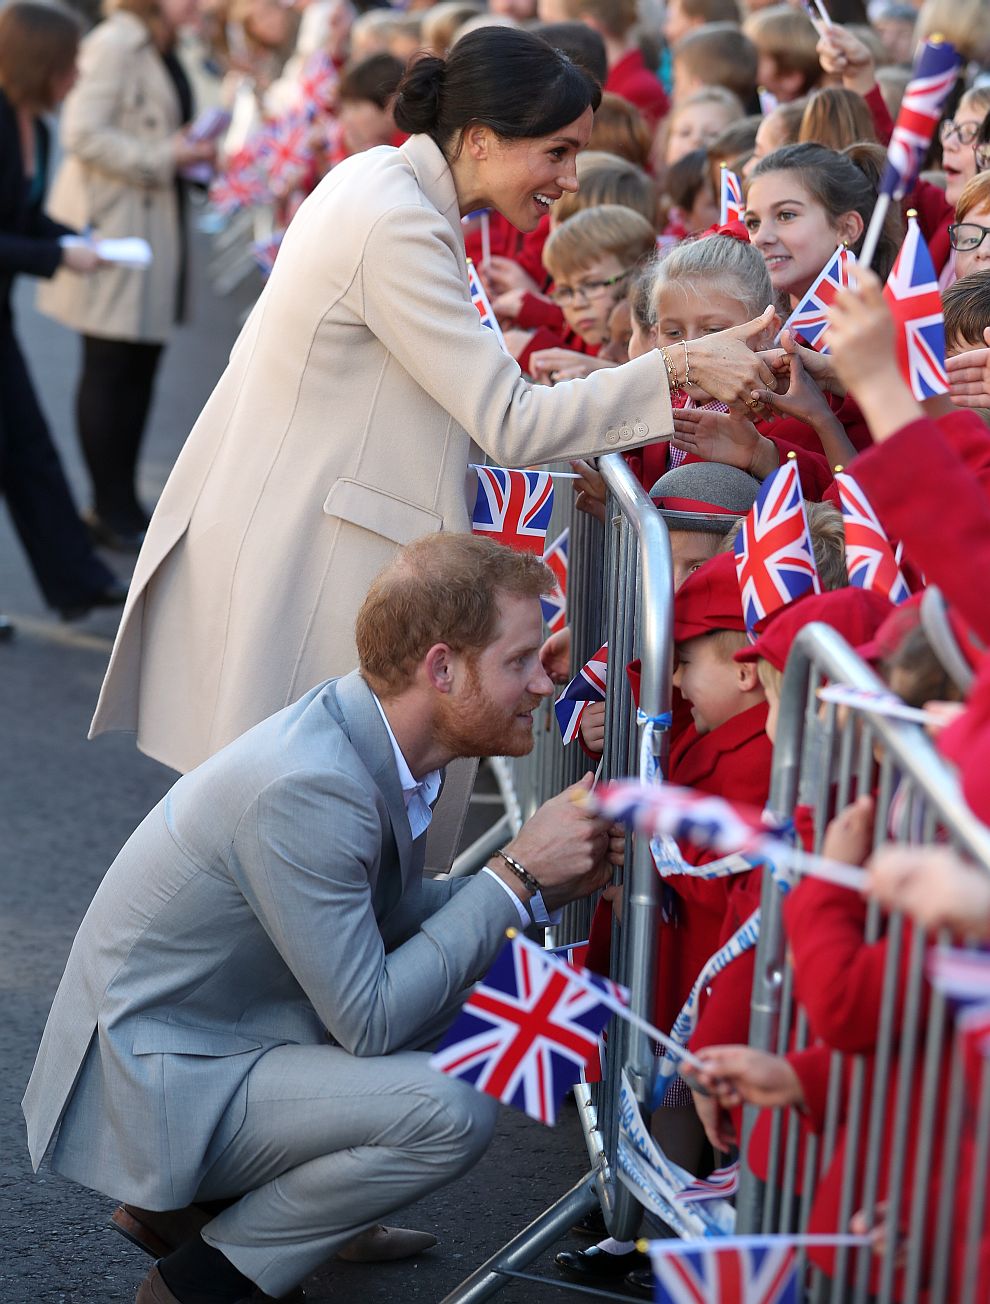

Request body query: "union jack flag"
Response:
[835, 473, 910, 604]
[208, 151, 266, 216]
[720, 165, 744, 225]
[471, 467, 555, 554]
[251, 230, 285, 279]
[555, 642, 608, 743]
[927, 946, 990, 1004]
[257, 112, 314, 196]
[548, 939, 606, 1084]
[467, 258, 508, 351]
[297, 50, 338, 117]
[734, 460, 820, 639]
[430, 935, 625, 1124]
[676, 1160, 741, 1204]
[540, 529, 568, 632]
[650, 1237, 799, 1303]
[595, 778, 774, 858]
[879, 39, 959, 201]
[883, 214, 948, 400]
[780, 246, 855, 352]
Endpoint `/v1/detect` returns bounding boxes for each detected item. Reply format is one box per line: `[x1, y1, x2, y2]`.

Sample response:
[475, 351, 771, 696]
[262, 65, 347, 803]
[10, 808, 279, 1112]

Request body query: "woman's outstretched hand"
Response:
[680, 306, 781, 411]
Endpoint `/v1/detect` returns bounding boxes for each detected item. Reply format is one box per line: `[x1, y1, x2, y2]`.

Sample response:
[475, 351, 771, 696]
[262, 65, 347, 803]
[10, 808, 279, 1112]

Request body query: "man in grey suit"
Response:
[23, 533, 619, 1304]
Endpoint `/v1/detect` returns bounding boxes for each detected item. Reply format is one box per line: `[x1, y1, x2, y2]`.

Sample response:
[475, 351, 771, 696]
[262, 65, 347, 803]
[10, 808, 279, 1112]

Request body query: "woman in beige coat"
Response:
[90, 27, 776, 778]
[37, 0, 215, 551]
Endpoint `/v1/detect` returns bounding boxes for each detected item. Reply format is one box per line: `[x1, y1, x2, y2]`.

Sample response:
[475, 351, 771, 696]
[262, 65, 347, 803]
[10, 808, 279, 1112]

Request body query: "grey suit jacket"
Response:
[22, 671, 519, 1208]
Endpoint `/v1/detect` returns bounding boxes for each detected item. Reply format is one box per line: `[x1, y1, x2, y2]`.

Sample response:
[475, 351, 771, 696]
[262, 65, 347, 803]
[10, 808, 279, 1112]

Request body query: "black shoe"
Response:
[58, 582, 129, 622]
[624, 1267, 654, 1298]
[570, 1207, 608, 1237]
[555, 1244, 647, 1281]
[0, 614, 14, 642]
[83, 509, 145, 554]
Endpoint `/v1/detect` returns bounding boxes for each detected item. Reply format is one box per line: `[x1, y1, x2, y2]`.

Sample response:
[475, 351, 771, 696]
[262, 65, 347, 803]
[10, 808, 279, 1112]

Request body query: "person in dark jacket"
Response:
[0, 1, 125, 629]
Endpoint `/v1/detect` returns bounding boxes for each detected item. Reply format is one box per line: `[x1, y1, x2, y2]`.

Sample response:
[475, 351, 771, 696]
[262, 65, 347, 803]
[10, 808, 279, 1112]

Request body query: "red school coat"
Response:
[847, 413, 990, 642]
[605, 49, 669, 128]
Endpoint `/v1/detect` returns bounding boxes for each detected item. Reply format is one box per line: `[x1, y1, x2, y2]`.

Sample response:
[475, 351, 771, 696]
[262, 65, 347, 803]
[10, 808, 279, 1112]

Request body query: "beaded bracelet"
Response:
[493, 847, 542, 895]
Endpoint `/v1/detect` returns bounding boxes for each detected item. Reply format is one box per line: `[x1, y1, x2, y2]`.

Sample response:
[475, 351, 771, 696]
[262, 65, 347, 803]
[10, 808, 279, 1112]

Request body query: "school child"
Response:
[587, 93, 653, 170]
[336, 54, 404, 156]
[743, 4, 822, 104]
[742, 98, 804, 179]
[660, 148, 719, 240]
[947, 176, 990, 293]
[670, 22, 759, 112]
[662, 0, 741, 49]
[661, 86, 744, 169]
[797, 86, 877, 152]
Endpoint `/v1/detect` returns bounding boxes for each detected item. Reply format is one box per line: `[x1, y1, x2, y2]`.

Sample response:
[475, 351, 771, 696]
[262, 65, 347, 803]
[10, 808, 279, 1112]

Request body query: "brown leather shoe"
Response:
[335, 1224, 438, 1263]
[112, 1205, 211, 1259]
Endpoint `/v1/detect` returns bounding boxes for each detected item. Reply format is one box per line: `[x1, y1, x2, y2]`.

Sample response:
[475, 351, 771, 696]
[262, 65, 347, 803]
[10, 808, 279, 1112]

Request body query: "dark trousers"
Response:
[76, 334, 164, 529]
[0, 322, 117, 609]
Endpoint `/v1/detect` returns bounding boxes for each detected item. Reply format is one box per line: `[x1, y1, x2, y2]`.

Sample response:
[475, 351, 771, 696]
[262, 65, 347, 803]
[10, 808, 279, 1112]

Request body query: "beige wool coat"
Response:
[89, 133, 674, 775]
[36, 10, 182, 343]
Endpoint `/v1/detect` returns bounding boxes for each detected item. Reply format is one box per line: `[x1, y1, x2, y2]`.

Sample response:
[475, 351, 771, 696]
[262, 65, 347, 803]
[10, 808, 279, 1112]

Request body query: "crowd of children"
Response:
[180, 0, 990, 1297]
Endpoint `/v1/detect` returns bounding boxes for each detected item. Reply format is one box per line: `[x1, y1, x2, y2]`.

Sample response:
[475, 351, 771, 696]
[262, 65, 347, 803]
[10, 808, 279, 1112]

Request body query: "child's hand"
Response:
[492, 287, 528, 323]
[530, 348, 616, 385]
[945, 328, 990, 409]
[687, 1045, 807, 1111]
[482, 254, 540, 297]
[850, 1202, 907, 1267]
[539, 626, 571, 684]
[579, 700, 606, 754]
[865, 844, 990, 940]
[690, 1086, 737, 1153]
[602, 881, 624, 917]
[571, 458, 607, 522]
[671, 406, 780, 479]
[816, 24, 875, 94]
[762, 332, 846, 399]
[822, 794, 875, 866]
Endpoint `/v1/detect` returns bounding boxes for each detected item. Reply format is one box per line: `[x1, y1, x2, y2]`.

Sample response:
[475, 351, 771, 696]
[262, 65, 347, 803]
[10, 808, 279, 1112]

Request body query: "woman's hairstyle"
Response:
[553, 151, 657, 224]
[956, 171, 990, 222]
[942, 272, 990, 350]
[743, 5, 821, 97]
[799, 87, 877, 152]
[356, 534, 553, 696]
[393, 26, 601, 149]
[648, 232, 773, 326]
[543, 204, 657, 281]
[0, 1, 80, 111]
[588, 93, 652, 169]
[749, 142, 902, 281]
[339, 53, 404, 107]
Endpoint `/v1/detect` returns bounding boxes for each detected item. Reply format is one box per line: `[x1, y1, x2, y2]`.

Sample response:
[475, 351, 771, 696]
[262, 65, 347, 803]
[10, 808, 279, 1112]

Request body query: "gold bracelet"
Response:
[660, 346, 678, 391]
[680, 339, 691, 389]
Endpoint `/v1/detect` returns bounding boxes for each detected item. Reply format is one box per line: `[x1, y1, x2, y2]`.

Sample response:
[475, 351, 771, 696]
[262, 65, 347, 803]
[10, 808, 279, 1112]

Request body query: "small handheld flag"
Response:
[429, 933, 625, 1125]
[836, 472, 911, 603]
[555, 642, 608, 743]
[296, 50, 338, 117]
[540, 528, 569, 632]
[882, 213, 948, 400]
[734, 459, 821, 639]
[471, 467, 555, 555]
[676, 1160, 741, 1204]
[256, 111, 314, 197]
[720, 164, 744, 225]
[650, 1236, 799, 1303]
[467, 258, 507, 351]
[780, 246, 855, 352]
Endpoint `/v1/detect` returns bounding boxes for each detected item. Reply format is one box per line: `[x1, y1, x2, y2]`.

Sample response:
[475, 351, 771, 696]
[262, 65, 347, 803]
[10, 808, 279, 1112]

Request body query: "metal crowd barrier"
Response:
[739, 623, 990, 1304]
[441, 452, 673, 1302]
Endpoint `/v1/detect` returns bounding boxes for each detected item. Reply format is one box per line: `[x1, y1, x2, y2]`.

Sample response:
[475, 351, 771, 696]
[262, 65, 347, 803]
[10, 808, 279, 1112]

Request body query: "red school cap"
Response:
[673, 551, 746, 643]
[734, 588, 894, 671]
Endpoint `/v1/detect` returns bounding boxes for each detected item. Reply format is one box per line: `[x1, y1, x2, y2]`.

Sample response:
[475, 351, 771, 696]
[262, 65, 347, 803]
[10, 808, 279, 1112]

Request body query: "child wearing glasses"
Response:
[949, 173, 990, 285]
[520, 203, 657, 382]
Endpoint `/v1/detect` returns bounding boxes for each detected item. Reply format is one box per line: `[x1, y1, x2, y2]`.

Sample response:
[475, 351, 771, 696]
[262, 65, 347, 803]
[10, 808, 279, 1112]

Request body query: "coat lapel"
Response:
[333, 671, 413, 894]
[399, 134, 467, 275]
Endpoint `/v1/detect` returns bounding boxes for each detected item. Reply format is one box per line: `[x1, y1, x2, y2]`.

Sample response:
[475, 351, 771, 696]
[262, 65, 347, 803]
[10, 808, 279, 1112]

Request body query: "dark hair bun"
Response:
[393, 54, 446, 135]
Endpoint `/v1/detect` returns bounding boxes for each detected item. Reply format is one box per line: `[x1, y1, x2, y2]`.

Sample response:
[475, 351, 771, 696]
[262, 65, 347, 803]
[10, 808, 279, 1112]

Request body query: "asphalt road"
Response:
[0, 227, 601, 1303]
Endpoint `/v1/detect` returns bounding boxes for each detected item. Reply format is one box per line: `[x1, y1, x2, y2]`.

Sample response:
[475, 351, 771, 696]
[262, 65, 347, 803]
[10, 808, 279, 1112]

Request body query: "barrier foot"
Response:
[439, 1170, 600, 1304]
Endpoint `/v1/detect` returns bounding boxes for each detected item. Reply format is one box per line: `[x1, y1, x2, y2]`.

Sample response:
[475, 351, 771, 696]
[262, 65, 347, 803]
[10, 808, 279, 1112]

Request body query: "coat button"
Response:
[604, 428, 619, 444]
[633, 421, 649, 439]
[618, 424, 634, 442]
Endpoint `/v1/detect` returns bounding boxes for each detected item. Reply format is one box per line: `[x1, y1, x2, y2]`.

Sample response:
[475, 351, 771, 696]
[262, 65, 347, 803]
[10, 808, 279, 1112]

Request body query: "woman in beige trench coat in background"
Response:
[89, 27, 775, 804]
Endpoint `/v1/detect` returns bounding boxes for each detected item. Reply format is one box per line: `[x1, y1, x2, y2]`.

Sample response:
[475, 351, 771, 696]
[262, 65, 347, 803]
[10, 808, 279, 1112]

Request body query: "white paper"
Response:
[60, 236, 153, 269]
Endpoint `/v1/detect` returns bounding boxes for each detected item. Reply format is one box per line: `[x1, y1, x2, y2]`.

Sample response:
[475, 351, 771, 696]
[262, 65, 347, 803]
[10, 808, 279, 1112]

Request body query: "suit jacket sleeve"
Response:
[360, 202, 673, 466]
[236, 769, 518, 1057]
[60, 27, 175, 188]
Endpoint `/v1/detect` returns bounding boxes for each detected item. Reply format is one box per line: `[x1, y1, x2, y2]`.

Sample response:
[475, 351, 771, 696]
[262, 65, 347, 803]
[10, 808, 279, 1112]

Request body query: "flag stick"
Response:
[858, 193, 891, 272]
[719, 162, 728, 225]
[509, 929, 707, 1071]
[811, 0, 832, 27]
[639, 1233, 874, 1254]
[469, 464, 582, 479]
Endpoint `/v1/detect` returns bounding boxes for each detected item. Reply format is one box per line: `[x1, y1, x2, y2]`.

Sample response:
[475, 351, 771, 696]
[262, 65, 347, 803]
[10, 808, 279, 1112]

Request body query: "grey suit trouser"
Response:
[193, 1044, 498, 1297]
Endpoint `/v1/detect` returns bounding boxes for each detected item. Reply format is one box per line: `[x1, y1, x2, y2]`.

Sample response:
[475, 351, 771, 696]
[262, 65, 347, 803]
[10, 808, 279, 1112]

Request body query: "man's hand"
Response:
[539, 626, 571, 684]
[945, 330, 990, 409]
[865, 844, 990, 940]
[498, 774, 614, 910]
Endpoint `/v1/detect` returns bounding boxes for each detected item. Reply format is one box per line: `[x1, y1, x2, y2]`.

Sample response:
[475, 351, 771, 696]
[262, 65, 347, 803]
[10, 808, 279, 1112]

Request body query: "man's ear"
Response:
[423, 643, 456, 693]
[736, 659, 762, 694]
